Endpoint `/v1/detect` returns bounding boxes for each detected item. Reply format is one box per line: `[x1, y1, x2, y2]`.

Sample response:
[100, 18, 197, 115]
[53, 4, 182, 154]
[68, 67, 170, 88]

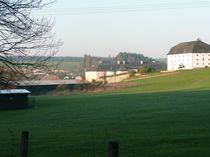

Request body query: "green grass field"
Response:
[1, 69, 210, 157]
[51, 61, 81, 73]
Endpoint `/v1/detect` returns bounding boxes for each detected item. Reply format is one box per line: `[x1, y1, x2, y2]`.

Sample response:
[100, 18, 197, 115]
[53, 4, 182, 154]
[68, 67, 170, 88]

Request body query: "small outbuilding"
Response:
[0, 89, 31, 110]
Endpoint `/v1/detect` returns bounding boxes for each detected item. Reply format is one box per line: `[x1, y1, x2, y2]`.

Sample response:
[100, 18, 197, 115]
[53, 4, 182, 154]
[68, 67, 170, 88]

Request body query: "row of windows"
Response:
[172, 60, 190, 62]
[197, 58, 206, 61]
[170, 58, 210, 62]
[170, 62, 210, 67]
[170, 55, 190, 58]
[197, 54, 210, 56]
[196, 63, 210, 66]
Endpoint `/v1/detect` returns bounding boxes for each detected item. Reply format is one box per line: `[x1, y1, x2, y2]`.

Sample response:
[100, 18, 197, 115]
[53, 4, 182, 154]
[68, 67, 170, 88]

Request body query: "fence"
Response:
[20, 131, 119, 157]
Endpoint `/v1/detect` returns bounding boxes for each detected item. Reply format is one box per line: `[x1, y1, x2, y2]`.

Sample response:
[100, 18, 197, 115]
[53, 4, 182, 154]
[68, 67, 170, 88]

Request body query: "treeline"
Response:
[50, 56, 83, 62]
[115, 52, 154, 63]
[82, 52, 162, 71]
[10, 56, 83, 62]
[12, 53, 166, 74]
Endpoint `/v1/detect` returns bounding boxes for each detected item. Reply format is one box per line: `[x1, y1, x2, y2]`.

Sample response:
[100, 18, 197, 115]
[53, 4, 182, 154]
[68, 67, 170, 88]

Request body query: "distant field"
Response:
[51, 61, 81, 73]
[1, 68, 210, 157]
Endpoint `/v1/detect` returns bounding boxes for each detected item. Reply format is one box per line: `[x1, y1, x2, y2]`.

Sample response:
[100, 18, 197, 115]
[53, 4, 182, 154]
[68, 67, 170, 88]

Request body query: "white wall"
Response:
[85, 71, 129, 83]
[167, 53, 193, 71]
[85, 71, 105, 82]
[106, 71, 115, 76]
[106, 73, 129, 83]
[192, 53, 210, 68]
[168, 53, 210, 71]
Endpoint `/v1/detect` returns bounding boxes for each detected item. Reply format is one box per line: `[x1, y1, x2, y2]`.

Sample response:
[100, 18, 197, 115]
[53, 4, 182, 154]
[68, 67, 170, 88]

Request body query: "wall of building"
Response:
[0, 94, 29, 110]
[106, 71, 115, 76]
[85, 71, 129, 83]
[167, 53, 193, 71]
[168, 53, 210, 71]
[192, 53, 210, 68]
[17, 83, 91, 95]
[85, 71, 105, 82]
[106, 73, 129, 83]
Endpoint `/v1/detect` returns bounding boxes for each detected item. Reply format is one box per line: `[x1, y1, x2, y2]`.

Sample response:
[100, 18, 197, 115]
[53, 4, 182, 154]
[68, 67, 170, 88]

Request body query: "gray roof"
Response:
[97, 64, 138, 71]
[16, 80, 88, 86]
[168, 40, 210, 55]
[0, 89, 31, 94]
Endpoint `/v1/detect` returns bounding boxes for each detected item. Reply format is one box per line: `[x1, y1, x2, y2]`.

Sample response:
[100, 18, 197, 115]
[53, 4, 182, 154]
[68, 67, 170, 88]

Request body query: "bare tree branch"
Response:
[0, 0, 61, 88]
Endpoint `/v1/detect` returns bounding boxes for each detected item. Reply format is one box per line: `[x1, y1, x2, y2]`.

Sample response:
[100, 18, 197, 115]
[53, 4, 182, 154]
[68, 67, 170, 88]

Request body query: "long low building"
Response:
[16, 80, 90, 95]
[85, 71, 129, 83]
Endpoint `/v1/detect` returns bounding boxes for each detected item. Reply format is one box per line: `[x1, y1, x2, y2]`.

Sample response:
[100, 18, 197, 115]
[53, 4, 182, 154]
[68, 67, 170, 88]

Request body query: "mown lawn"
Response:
[1, 68, 210, 157]
[51, 61, 81, 73]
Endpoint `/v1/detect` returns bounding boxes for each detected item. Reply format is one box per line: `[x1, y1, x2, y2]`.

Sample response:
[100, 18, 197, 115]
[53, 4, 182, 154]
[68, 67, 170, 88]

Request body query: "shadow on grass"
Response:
[1, 90, 210, 157]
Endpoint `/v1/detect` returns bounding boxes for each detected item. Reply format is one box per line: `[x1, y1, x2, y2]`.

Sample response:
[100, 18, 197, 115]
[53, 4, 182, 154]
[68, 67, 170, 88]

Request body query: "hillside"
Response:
[1, 69, 210, 157]
[119, 68, 210, 94]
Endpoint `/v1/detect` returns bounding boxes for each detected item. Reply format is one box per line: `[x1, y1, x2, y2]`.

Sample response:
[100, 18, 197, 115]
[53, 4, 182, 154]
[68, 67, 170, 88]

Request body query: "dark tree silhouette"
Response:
[0, 0, 61, 88]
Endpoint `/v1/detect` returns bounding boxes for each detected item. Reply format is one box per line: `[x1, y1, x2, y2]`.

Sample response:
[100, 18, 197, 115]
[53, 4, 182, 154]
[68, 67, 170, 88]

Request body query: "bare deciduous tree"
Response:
[0, 0, 61, 88]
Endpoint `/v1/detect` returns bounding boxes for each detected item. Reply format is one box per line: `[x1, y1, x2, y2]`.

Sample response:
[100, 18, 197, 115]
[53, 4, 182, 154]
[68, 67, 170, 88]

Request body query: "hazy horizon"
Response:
[40, 0, 210, 58]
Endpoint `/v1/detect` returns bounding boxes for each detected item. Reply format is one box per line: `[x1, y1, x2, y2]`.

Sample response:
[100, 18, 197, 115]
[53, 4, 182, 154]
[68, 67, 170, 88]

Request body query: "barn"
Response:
[0, 89, 31, 110]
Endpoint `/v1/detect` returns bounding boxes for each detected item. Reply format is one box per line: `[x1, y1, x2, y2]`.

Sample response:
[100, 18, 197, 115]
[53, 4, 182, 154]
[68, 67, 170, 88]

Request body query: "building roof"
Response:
[0, 89, 31, 95]
[168, 40, 210, 55]
[16, 80, 88, 86]
[96, 63, 140, 71]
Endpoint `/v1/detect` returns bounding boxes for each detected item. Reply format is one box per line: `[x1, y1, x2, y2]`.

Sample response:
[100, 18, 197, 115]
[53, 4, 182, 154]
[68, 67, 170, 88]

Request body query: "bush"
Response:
[56, 84, 69, 91]
[139, 66, 153, 74]
[128, 70, 136, 77]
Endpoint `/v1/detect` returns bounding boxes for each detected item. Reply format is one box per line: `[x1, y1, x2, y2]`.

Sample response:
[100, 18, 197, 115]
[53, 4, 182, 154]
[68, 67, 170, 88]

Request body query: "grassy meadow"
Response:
[51, 61, 81, 73]
[1, 69, 210, 156]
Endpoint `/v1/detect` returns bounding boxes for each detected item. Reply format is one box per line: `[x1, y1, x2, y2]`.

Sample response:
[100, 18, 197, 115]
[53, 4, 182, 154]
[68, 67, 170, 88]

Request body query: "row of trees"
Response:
[115, 52, 154, 63]
[0, 0, 60, 88]
[82, 52, 156, 71]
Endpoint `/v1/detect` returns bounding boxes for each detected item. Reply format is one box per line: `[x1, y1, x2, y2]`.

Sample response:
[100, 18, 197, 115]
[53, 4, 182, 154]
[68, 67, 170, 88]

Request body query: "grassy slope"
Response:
[1, 69, 210, 157]
[51, 61, 81, 72]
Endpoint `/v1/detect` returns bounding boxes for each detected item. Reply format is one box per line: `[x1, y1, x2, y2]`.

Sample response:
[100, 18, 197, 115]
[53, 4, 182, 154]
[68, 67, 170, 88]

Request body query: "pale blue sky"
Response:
[41, 0, 210, 58]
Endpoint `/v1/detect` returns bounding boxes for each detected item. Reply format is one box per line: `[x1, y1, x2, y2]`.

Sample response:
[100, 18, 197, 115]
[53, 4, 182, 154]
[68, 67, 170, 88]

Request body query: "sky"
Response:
[39, 0, 210, 58]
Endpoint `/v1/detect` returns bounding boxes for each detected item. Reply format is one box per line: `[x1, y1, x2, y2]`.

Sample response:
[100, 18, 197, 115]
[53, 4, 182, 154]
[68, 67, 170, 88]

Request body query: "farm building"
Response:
[16, 80, 90, 95]
[167, 39, 210, 71]
[0, 89, 31, 110]
[85, 63, 138, 83]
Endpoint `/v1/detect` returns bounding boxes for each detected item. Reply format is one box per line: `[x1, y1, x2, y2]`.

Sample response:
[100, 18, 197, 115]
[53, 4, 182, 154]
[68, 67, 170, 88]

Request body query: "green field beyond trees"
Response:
[1, 69, 210, 157]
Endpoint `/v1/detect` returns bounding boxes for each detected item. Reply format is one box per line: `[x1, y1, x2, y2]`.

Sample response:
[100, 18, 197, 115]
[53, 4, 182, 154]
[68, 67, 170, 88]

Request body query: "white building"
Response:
[167, 40, 210, 71]
[85, 71, 105, 82]
[85, 71, 129, 83]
